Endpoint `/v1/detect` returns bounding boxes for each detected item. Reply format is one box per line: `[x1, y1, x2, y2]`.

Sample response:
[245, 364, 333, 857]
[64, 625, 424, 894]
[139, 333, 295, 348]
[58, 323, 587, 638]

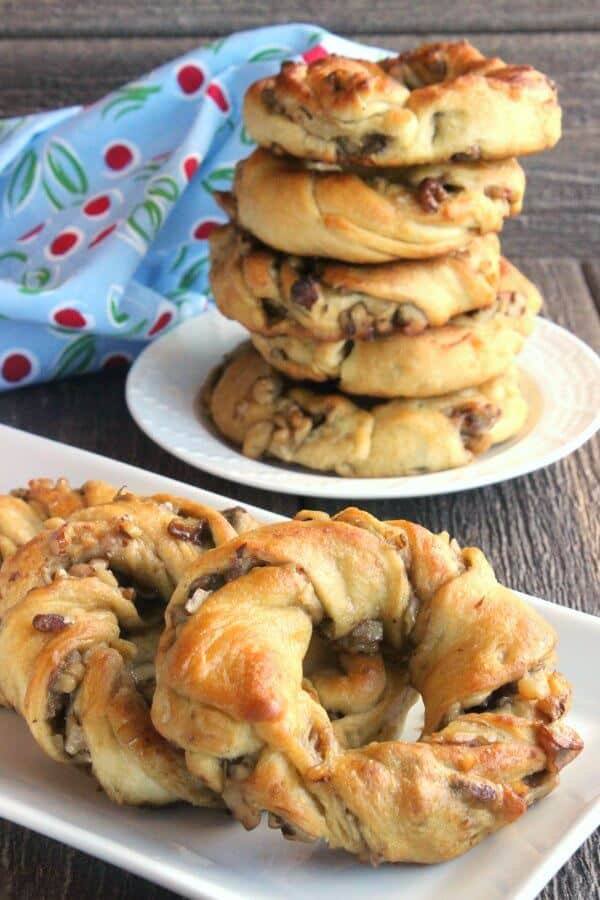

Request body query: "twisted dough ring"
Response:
[210, 225, 500, 340]
[203, 344, 528, 477]
[224, 149, 524, 263]
[0, 491, 256, 805]
[0, 478, 117, 563]
[251, 258, 541, 398]
[152, 510, 581, 863]
[244, 42, 561, 167]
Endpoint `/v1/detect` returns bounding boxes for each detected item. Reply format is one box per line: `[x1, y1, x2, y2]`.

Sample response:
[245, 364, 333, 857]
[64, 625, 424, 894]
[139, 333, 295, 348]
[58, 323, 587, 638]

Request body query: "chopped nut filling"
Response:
[449, 401, 501, 439]
[32, 613, 71, 633]
[167, 517, 212, 547]
[335, 132, 388, 158]
[291, 278, 319, 309]
[185, 587, 211, 615]
[221, 506, 255, 534]
[268, 813, 315, 842]
[320, 618, 385, 655]
[416, 177, 448, 212]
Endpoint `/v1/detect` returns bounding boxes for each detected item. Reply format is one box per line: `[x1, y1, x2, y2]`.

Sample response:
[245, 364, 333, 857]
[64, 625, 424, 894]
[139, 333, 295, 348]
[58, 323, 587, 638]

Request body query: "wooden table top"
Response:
[0, 3, 598, 898]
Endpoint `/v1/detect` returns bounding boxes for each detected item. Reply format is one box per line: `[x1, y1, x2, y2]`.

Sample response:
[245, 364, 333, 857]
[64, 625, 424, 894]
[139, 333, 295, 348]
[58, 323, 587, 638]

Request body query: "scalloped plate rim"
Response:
[125, 311, 600, 499]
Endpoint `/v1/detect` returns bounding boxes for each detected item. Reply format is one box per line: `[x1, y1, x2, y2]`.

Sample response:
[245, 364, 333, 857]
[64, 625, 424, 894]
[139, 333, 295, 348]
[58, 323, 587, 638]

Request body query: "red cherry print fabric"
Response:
[0, 26, 346, 389]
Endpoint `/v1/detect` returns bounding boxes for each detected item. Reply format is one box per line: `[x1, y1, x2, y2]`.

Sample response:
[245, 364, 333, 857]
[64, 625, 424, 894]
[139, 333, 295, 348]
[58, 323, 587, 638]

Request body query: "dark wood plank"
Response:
[0, 32, 598, 258]
[2, 0, 599, 37]
[581, 262, 600, 316]
[0, 819, 168, 899]
[500, 214, 600, 262]
[519, 259, 600, 354]
[0, 37, 200, 114]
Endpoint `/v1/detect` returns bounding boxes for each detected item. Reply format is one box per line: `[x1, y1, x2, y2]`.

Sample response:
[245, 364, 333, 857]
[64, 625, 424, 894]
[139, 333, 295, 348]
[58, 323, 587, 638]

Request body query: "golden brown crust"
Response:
[151, 510, 581, 862]
[210, 225, 500, 340]
[203, 343, 529, 477]
[250, 258, 542, 397]
[18, 477, 118, 519]
[227, 149, 525, 263]
[0, 491, 256, 806]
[244, 42, 561, 166]
[74, 643, 212, 805]
[0, 479, 119, 564]
[0, 478, 261, 565]
[0, 496, 45, 564]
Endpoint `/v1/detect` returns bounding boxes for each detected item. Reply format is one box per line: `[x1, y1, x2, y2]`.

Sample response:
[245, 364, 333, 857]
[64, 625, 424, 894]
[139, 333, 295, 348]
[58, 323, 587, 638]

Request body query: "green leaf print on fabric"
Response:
[127, 199, 164, 246]
[102, 85, 162, 120]
[19, 267, 54, 294]
[247, 47, 291, 62]
[54, 334, 96, 378]
[6, 150, 39, 215]
[45, 139, 88, 195]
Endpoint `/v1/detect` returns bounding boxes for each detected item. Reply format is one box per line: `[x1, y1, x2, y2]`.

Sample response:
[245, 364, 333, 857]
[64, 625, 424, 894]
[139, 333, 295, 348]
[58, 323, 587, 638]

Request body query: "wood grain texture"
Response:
[0, 32, 598, 257]
[0, 819, 167, 899]
[2, 0, 599, 36]
[0, 1, 598, 895]
[0, 259, 597, 897]
[582, 262, 600, 315]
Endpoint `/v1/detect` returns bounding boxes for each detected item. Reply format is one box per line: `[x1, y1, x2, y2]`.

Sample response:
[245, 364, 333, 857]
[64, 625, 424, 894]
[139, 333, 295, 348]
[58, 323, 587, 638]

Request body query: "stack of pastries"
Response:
[205, 40, 561, 477]
[0, 478, 583, 862]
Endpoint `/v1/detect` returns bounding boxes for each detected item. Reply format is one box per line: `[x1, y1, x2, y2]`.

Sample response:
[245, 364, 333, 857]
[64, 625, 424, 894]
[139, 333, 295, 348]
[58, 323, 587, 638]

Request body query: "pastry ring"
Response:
[250, 258, 541, 398]
[152, 509, 582, 863]
[244, 42, 561, 167]
[203, 343, 528, 477]
[209, 224, 501, 340]
[0, 489, 255, 806]
[223, 149, 524, 263]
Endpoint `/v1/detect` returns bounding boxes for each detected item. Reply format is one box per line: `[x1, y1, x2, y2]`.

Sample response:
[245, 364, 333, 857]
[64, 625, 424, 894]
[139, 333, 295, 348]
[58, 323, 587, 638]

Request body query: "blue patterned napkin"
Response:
[0, 24, 387, 390]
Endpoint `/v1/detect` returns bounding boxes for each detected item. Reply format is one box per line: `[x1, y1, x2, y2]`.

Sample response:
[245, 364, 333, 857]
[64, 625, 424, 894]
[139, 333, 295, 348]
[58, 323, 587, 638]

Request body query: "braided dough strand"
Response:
[0, 491, 256, 805]
[152, 510, 581, 862]
[210, 225, 501, 340]
[227, 149, 524, 263]
[250, 258, 541, 398]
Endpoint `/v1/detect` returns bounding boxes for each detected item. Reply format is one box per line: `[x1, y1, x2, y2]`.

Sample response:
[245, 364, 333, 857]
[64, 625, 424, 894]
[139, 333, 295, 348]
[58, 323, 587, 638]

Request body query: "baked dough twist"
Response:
[0, 491, 256, 805]
[244, 42, 561, 166]
[251, 258, 541, 398]
[223, 149, 524, 262]
[152, 510, 581, 863]
[203, 343, 528, 477]
[210, 225, 500, 340]
[0, 478, 117, 563]
[0, 479, 257, 565]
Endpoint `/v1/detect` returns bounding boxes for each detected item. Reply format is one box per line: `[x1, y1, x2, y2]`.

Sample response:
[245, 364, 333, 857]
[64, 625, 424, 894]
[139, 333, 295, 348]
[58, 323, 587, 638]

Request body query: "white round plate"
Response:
[126, 310, 600, 499]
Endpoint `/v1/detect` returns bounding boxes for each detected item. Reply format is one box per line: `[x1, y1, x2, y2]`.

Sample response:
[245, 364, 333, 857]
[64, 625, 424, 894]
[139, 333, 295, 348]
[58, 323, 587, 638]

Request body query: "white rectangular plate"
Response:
[0, 423, 598, 900]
